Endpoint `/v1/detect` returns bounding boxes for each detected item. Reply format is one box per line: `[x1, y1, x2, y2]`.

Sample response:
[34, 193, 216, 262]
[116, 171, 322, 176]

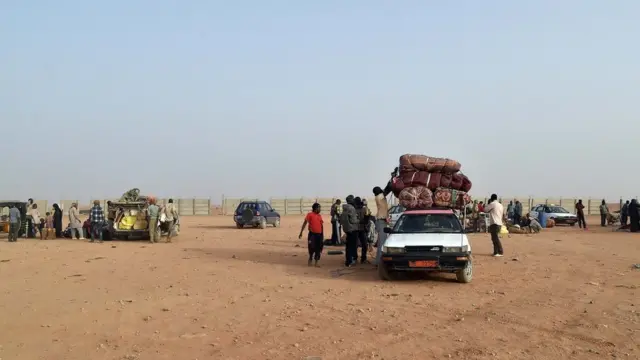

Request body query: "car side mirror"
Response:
[383, 227, 393, 234]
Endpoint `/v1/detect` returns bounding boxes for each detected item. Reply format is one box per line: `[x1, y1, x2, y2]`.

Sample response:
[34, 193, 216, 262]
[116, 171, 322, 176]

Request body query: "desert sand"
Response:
[0, 215, 638, 360]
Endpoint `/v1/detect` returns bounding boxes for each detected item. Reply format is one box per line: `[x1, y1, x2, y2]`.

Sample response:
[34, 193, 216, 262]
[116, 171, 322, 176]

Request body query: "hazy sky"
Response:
[2, 0, 639, 203]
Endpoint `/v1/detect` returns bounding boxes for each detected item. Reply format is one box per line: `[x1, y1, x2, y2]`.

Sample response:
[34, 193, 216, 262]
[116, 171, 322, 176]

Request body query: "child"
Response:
[44, 212, 54, 239]
[39, 218, 46, 240]
[298, 203, 324, 267]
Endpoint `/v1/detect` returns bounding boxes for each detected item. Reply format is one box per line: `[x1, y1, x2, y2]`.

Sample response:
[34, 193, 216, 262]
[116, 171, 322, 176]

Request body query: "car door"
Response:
[261, 203, 274, 224]
[529, 206, 541, 219]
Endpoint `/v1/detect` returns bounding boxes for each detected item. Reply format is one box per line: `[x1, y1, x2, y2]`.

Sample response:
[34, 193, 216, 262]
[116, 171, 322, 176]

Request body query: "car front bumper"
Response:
[381, 252, 471, 272]
[553, 217, 577, 225]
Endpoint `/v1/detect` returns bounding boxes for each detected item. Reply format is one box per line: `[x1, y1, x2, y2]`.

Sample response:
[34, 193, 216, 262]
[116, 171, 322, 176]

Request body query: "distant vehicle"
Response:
[529, 204, 578, 226]
[387, 205, 405, 227]
[379, 208, 472, 283]
[234, 201, 281, 229]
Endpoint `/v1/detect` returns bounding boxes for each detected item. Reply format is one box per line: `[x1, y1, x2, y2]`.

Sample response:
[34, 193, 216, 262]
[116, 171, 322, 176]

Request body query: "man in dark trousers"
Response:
[340, 195, 359, 267]
[513, 200, 523, 225]
[299, 203, 324, 267]
[484, 194, 504, 257]
[330, 199, 342, 245]
[621, 200, 629, 227]
[576, 199, 587, 230]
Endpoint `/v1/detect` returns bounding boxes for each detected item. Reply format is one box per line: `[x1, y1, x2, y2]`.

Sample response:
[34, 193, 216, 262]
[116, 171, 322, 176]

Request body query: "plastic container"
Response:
[539, 212, 548, 228]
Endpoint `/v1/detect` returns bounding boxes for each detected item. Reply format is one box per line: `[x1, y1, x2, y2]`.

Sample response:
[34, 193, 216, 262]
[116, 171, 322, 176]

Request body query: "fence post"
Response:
[284, 197, 288, 215]
[587, 198, 592, 215]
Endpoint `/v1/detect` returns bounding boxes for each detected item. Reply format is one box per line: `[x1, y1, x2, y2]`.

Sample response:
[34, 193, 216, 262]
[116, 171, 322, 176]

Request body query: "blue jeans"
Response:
[374, 219, 388, 265]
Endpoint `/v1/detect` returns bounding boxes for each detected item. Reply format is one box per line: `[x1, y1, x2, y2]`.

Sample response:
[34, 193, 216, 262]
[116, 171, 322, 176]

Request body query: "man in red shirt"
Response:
[299, 203, 324, 267]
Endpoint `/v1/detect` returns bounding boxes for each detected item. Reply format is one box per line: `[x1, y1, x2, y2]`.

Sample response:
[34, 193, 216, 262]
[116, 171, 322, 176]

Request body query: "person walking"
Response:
[147, 197, 160, 244]
[629, 199, 640, 232]
[599, 200, 609, 227]
[621, 200, 629, 227]
[8, 204, 21, 242]
[69, 203, 84, 239]
[164, 199, 179, 242]
[484, 194, 504, 257]
[340, 195, 359, 267]
[89, 200, 105, 243]
[513, 200, 523, 225]
[576, 199, 587, 230]
[52, 203, 63, 238]
[298, 203, 324, 267]
[373, 184, 391, 265]
[330, 199, 342, 245]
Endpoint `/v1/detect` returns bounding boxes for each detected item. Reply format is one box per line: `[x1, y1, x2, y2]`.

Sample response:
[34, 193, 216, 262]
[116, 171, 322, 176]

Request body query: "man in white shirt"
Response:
[484, 194, 505, 257]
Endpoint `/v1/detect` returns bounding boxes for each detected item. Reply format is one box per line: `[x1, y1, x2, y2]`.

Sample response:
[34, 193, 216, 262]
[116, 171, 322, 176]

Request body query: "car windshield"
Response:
[547, 206, 568, 213]
[393, 213, 463, 233]
[236, 203, 257, 212]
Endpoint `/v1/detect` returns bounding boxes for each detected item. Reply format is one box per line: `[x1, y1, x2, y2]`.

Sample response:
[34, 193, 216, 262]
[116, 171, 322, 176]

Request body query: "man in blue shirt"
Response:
[8, 204, 21, 242]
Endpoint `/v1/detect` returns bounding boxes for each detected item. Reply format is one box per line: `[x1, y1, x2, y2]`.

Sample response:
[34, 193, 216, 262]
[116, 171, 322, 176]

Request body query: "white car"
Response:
[379, 208, 473, 283]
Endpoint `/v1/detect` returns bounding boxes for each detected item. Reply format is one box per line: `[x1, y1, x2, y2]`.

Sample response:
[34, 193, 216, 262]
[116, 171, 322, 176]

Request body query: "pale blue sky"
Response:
[1, 0, 639, 203]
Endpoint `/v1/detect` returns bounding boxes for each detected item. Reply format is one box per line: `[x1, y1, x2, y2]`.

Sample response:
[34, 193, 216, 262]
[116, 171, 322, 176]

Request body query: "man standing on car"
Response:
[340, 195, 359, 267]
[299, 203, 324, 267]
[484, 194, 504, 257]
[330, 199, 342, 245]
[89, 200, 105, 243]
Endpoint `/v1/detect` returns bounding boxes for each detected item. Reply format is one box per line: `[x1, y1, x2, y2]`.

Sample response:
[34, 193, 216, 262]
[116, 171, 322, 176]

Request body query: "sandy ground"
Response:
[0, 215, 638, 360]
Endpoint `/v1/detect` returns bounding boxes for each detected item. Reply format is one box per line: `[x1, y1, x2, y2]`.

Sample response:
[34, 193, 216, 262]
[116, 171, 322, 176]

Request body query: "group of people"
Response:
[299, 184, 394, 268]
[5, 197, 180, 243]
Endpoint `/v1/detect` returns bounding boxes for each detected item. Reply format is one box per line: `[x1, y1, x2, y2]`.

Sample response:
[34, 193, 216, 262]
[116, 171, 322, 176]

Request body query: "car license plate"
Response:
[409, 260, 438, 268]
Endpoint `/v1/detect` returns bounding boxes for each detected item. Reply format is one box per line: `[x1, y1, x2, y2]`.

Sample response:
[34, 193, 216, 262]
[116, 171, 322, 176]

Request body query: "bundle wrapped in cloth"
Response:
[398, 186, 433, 209]
[391, 171, 472, 195]
[432, 187, 472, 209]
[399, 154, 461, 174]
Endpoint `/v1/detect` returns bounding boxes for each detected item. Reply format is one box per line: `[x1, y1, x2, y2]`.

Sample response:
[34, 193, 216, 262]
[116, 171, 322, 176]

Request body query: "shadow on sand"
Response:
[182, 246, 461, 284]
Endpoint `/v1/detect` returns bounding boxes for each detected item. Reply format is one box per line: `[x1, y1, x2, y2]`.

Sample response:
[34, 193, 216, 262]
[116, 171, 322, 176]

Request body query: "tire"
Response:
[259, 217, 267, 229]
[570, 222, 575, 227]
[456, 258, 473, 283]
[236, 223, 244, 229]
[273, 218, 280, 228]
[378, 263, 395, 281]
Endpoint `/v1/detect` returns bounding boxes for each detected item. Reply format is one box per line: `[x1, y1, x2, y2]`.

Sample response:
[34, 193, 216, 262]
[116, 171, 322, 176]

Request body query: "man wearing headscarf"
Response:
[69, 202, 84, 239]
[339, 195, 359, 267]
[576, 199, 587, 230]
[52, 203, 63, 238]
[147, 197, 161, 243]
[372, 182, 392, 265]
[629, 199, 639, 233]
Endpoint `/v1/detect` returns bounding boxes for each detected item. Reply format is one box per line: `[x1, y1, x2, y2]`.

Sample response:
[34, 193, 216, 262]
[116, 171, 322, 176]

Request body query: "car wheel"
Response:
[273, 218, 280, 228]
[378, 263, 395, 281]
[570, 222, 575, 227]
[236, 223, 244, 229]
[259, 217, 267, 229]
[456, 258, 473, 284]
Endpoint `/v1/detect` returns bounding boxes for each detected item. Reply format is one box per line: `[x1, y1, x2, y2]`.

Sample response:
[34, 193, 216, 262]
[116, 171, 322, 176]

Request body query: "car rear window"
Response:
[393, 213, 462, 234]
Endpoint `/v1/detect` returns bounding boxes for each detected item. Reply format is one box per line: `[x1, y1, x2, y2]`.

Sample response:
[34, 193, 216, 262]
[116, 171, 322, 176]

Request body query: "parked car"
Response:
[379, 208, 473, 283]
[387, 205, 405, 227]
[234, 201, 281, 229]
[529, 204, 578, 226]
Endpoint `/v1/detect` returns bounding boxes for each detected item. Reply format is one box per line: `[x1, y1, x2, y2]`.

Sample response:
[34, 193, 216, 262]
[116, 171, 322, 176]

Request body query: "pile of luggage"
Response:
[390, 154, 472, 209]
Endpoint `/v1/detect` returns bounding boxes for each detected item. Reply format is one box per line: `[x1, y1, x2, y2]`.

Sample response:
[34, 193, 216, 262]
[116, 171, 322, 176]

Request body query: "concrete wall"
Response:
[221, 196, 634, 216]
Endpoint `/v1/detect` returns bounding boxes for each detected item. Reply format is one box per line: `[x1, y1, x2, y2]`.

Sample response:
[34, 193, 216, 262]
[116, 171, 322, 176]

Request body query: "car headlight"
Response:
[443, 245, 469, 253]
[383, 246, 405, 254]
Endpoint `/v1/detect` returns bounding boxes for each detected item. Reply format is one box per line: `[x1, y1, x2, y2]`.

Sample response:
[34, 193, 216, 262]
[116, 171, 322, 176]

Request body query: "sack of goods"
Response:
[391, 154, 473, 210]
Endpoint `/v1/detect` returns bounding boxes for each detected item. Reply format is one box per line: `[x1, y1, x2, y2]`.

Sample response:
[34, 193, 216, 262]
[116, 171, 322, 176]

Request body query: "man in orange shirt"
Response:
[299, 203, 324, 267]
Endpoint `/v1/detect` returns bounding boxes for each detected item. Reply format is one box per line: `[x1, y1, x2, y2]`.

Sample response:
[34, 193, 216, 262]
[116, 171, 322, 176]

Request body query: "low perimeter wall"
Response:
[1, 198, 211, 216]
[221, 197, 632, 216]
